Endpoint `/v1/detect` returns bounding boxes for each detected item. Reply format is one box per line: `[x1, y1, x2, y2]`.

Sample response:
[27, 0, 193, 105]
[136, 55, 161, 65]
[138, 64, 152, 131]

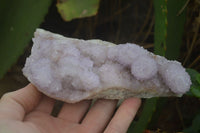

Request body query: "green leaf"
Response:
[190, 85, 200, 97]
[0, 0, 53, 78]
[57, 0, 100, 21]
[154, 0, 187, 59]
[196, 74, 200, 84]
[186, 68, 200, 98]
[154, 0, 168, 56]
[183, 113, 200, 133]
[186, 69, 200, 84]
[128, 98, 158, 133]
[165, 0, 187, 59]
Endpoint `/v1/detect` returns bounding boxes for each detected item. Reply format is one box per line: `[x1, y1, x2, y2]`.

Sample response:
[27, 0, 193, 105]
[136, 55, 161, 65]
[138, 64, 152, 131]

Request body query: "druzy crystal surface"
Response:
[23, 29, 191, 103]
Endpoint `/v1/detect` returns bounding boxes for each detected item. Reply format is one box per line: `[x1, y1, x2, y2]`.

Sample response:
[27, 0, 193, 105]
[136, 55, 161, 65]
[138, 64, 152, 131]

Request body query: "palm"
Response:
[0, 84, 141, 133]
[0, 112, 65, 133]
[24, 112, 71, 133]
[26, 112, 82, 133]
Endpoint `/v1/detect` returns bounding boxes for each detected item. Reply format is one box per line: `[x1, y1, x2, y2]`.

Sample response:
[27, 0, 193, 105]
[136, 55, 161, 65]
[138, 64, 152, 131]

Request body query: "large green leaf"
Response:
[0, 0, 53, 78]
[165, 0, 187, 59]
[154, 0, 187, 59]
[154, 0, 168, 56]
[57, 0, 100, 21]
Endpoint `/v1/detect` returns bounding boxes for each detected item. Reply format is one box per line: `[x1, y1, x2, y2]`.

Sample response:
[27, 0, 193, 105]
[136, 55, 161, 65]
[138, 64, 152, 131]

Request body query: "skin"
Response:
[0, 84, 141, 133]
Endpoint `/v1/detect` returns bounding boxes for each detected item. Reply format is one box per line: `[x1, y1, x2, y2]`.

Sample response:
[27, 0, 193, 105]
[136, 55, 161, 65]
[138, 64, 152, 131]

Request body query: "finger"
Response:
[33, 95, 55, 114]
[58, 100, 91, 123]
[82, 99, 118, 132]
[0, 84, 42, 120]
[104, 98, 141, 133]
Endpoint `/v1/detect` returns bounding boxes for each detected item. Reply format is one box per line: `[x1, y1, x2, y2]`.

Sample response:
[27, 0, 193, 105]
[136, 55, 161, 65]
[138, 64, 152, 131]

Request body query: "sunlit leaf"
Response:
[57, 0, 100, 21]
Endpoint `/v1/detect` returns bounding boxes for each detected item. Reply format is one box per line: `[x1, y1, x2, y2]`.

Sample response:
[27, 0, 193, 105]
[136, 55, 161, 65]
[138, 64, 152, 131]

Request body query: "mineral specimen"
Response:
[23, 29, 192, 103]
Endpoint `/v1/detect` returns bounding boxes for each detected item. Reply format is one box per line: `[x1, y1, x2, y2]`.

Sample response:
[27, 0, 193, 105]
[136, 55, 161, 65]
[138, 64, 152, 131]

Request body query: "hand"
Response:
[0, 84, 141, 133]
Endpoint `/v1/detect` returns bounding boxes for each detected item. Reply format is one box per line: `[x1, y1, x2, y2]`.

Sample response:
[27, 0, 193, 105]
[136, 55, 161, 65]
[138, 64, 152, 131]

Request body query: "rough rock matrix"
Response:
[23, 29, 192, 103]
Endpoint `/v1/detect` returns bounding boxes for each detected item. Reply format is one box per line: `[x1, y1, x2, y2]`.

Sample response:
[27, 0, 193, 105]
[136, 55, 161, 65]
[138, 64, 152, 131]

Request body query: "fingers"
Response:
[82, 99, 118, 132]
[0, 84, 42, 120]
[33, 95, 55, 114]
[58, 100, 91, 123]
[104, 98, 141, 133]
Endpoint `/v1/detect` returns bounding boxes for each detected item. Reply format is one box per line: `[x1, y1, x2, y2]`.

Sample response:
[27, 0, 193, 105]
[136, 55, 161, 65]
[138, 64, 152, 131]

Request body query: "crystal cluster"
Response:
[23, 29, 191, 103]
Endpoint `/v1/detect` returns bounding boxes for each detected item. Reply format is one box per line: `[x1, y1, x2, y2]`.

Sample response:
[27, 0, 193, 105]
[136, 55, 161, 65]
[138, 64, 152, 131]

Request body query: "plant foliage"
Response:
[129, 0, 187, 132]
[183, 113, 200, 133]
[186, 69, 200, 97]
[0, 0, 53, 78]
[57, 0, 100, 21]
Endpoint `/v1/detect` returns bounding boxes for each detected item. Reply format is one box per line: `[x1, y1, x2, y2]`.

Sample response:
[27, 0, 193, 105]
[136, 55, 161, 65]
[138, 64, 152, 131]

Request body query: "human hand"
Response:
[0, 84, 141, 133]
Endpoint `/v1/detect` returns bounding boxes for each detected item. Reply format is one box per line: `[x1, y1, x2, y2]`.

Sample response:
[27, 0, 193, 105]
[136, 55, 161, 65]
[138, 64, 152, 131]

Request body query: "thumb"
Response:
[0, 84, 42, 121]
